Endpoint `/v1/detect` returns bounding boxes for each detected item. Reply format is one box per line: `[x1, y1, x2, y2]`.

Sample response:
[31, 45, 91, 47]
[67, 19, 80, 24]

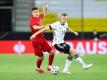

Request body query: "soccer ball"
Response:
[50, 66, 59, 75]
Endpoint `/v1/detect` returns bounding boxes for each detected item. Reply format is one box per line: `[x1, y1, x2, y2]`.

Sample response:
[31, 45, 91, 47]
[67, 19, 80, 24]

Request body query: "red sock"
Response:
[48, 54, 54, 66]
[36, 58, 43, 68]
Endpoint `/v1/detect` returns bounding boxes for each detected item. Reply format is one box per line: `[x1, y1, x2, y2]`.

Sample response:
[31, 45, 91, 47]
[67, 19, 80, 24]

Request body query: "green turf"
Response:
[0, 54, 107, 80]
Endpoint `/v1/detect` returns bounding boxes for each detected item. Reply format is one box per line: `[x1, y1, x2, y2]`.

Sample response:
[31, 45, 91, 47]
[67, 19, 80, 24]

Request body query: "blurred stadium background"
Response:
[0, 0, 107, 80]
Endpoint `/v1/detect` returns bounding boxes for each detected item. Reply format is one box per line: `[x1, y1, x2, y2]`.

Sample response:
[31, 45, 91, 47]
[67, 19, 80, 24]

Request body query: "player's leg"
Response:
[69, 48, 92, 69]
[54, 43, 73, 74]
[62, 55, 73, 74]
[32, 39, 45, 73]
[42, 39, 54, 71]
[36, 56, 45, 73]
[47, 50, 54, 71]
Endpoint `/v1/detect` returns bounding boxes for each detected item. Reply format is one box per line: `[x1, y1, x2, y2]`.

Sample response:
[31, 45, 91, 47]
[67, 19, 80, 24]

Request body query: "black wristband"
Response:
[49, 25, 52, 30]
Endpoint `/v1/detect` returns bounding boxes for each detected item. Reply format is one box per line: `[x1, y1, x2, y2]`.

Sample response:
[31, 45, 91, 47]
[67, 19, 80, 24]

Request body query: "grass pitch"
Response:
[0, 54, 107, 80]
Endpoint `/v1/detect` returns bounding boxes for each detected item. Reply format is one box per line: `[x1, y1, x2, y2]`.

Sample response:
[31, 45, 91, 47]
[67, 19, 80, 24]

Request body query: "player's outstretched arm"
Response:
[44, 2, 48, 15]
[68, 27, 78, 36]
[30, 25, 50, 40]
[33, 25, 45, 30]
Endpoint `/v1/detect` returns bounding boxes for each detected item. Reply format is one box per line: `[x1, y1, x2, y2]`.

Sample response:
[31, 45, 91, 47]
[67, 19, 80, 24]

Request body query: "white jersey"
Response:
[50, 21, 68, 45]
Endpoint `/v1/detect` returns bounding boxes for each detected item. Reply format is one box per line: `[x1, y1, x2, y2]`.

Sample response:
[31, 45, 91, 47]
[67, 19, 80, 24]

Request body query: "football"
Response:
[50, 66, 59, 75]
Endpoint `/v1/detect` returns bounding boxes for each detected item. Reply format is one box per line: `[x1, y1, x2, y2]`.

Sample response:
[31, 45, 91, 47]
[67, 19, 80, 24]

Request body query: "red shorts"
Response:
[32, 38, 52, 57]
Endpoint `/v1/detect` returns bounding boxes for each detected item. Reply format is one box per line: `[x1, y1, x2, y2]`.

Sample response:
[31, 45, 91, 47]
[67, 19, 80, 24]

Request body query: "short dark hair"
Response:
[61, 13, 67, 16]
[32, 7, 38, 11]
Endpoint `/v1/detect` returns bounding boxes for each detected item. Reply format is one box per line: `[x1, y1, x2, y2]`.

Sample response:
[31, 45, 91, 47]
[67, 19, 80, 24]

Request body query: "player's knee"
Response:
[38, 56, 44, 60]
[49, 50, 54, 55]
[74, 54, 79, 59]
[67, 55, 73, 61]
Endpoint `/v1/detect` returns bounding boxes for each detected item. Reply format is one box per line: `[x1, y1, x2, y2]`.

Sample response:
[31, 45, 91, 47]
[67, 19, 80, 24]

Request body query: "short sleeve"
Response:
[65, 22, 68, 28]
[30, 18, 36, 27]
[50, 22, 57, 30]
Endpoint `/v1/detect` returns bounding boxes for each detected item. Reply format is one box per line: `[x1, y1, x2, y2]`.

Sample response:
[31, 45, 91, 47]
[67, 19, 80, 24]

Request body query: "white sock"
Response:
[63, 59, 72, 71]
[75, 57, 86, 67]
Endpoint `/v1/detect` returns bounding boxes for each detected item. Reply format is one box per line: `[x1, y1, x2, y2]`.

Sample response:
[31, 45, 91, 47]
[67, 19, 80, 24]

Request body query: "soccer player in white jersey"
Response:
[30, 13, 92, 74]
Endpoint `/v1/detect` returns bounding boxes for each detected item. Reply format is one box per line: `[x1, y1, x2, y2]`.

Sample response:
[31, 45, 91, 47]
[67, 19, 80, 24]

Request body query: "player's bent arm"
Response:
[30, 26, 50, 40]
[68, 27, 78, 36]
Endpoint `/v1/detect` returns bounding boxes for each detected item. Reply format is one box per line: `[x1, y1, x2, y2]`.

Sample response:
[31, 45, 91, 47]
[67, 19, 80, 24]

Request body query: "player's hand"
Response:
[74, 32, 78, 36]
[30, 34, 36, 40]
[44, 2, 48, 8]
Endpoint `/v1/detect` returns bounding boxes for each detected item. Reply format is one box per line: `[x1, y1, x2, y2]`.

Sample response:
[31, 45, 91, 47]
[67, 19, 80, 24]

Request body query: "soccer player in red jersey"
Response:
[29, 3, 54, 74]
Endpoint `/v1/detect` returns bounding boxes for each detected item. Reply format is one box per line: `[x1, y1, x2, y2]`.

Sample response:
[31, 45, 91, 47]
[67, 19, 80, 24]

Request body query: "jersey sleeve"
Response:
[50, 22, 57, 30]
[30, 19, 36, 27]
[65, 22, 69, 29]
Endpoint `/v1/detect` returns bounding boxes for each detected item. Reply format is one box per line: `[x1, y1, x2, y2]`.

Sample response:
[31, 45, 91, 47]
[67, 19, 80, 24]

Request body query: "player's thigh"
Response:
[42, 39, 52, 52]
[70, 48, 78, 56]
[54, 43, 70, 54]
[32, 40, 43, 57]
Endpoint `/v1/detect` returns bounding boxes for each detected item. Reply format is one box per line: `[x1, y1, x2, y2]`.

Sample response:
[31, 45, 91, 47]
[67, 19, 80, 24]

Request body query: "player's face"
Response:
[32, 10, 39, 17]
[60, 16, 67, 25]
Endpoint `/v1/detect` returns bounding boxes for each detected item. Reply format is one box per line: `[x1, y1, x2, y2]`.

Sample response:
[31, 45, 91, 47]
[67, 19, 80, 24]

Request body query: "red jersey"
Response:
[29, 13, 45, 39]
